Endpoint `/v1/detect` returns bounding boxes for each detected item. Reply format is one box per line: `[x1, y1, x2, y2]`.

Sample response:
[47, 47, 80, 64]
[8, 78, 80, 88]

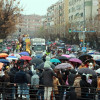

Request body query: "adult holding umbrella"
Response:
[37, 62, 55, 69]
[30, 58, 43, 67]
[6, 56, 18, 61]
[78, 68, 96, 76]
[69, 58, 82, 64]
[55, 63, 73, 69]
[0, 59, 9, 64]
[50, 59, 61, 63]
[20, 56, 32, 61]
[19, 52, 29, 56]
[61, 54, 71, 58]
[0, 53, 8, 58]
[56, 56, 69, 63]
[79, 54, 93, 63]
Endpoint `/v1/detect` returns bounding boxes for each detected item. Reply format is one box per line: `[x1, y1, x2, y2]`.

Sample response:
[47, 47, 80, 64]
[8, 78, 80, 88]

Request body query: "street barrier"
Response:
[0, 82, 99, 100]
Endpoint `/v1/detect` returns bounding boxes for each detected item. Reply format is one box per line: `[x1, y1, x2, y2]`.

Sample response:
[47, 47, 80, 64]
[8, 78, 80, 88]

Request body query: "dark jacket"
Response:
[68, 73, 76, 86]
[80, 75, 90, 98]
[9, 67, 19, 83]
[41, 68, 57, 87]
[14, 70, 28, 84]
[66, 87, 77, 100]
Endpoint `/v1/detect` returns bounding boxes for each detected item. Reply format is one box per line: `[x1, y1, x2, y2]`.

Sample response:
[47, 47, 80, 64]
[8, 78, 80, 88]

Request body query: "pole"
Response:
[83, 0, 85, 47]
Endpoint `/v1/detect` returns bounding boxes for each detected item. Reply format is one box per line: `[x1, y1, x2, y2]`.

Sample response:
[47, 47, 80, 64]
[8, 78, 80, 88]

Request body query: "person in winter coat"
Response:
[30, 70, 39, 100]
[96, 75, 100, 100]
[9, 64, 19, 100]
[41, 63, 57, 100]
[68, 69, 76, 86]
[80, 75, 91, 99]
[2, 70, 11, 100]
[37, 69, 44, 100]
[44, 56, 52, 68]
[14, 65, 29, 99]
[53, 76, 60, 100]
[73, 74, 81, 99]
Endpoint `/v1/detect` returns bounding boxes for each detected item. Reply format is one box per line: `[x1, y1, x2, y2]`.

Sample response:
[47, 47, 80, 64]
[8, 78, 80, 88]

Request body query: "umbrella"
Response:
[79, 54, 92, 62]
[62, 54, 71, 58]
[91, 55, 100, 60]
[50, 59, 61, 63]
[0, 59, 9, 63]
[96, 59, 100, 62]
[19, 52, 29, 56]
[0, 53, 8, 58]
[56, 56, 69, 60]
[6, 56, 18, 60]
[69, 54, 76, 58]
[96, 68, 100, 74]
[20, 56, 32, 61]
[69, 58, 82, 64]
[68, 48, 72, 51]
[84, 59, 94, 64]
[9, 53, 21, 58]
[37, 62, 55, 69]
[30, 58, 43, 66]
[78, 68, 96, 75]
[55, 63, 73, 69]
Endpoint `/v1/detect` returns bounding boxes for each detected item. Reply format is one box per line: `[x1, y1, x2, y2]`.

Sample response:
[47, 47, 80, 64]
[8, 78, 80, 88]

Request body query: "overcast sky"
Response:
[19, 0, 59, 15]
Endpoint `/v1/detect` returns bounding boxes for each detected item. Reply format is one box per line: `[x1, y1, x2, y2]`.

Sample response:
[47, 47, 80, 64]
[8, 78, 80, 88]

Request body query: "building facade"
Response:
[64, 0, 69, 25]
[19, 14, 43, 36]
[98, 0, 100, 20]
[68, 0, 98, 30]
[46, 0, 65, 38]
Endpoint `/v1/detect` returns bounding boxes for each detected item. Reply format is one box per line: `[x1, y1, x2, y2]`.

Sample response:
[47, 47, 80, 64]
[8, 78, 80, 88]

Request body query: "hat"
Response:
[89, 63, 93, 66]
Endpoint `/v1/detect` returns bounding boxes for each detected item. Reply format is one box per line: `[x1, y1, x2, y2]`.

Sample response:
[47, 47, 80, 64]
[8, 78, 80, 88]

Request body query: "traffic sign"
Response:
[82, 47, 87, 52]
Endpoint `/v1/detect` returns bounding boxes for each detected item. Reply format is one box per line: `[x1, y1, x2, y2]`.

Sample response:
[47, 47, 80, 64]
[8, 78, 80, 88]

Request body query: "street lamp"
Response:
[83, 0, 86, 47]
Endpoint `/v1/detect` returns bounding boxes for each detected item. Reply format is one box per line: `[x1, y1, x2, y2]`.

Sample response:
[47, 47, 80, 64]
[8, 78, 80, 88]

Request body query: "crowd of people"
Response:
[0, 37, 100, 100]
[0, 49, 100, 100]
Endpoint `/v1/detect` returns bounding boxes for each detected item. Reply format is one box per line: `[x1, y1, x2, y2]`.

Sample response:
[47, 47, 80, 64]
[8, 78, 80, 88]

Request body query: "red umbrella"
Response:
[20, 56, 32, 61]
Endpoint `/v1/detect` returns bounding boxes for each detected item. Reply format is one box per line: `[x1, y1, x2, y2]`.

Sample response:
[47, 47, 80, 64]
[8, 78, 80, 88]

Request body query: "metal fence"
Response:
[0, 82, 99, 100]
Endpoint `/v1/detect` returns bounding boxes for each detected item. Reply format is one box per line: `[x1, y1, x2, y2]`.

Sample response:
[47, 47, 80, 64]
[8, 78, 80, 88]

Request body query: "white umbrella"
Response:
[6, 56, 18, 61]
[9, 53, 21, 58]
[96, 68, 100, 74]
[69, 54, 76, 58]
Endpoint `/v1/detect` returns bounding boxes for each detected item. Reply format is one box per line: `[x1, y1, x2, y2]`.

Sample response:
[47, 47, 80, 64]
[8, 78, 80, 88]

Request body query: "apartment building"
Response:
[46, 0, 65, 37]
[98, 0, 100, 20]
[64, 0, 69, 25]
[68, 0, 98, 29]
[19, 14, 43, 36]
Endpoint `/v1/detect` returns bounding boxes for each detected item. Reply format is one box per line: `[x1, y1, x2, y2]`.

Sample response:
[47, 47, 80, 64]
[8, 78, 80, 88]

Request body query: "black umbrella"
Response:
[37, 62, 55, 69]
[30, 58, 43, 66]
[78, 68, 96, 75]
[56, 56, 69, 60]
[78, 54, 92, 63]
[84, 59, 94, 64]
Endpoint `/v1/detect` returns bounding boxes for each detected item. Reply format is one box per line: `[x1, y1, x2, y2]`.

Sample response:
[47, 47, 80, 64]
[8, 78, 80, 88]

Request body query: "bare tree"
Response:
[0, 0, 22, 39]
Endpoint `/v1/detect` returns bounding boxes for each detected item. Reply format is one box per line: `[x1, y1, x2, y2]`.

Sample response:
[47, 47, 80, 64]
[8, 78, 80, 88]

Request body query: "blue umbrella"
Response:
[19, 52, 29, 56]
[6, 56, 18, 60]
[50, 59, 61, 63]
[0, 59, 9, 63]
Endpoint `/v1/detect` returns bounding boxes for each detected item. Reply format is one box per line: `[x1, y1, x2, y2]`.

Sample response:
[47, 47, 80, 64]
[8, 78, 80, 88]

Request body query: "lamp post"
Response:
[83, 0, 85, 47]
